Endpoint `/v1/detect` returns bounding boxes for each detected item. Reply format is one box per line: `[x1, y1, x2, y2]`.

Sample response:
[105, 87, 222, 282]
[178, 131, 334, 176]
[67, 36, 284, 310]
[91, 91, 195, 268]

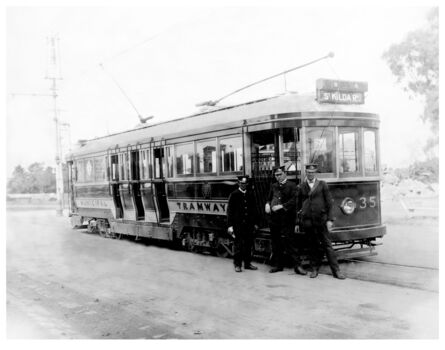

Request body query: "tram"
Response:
[66, 78, 386, 260]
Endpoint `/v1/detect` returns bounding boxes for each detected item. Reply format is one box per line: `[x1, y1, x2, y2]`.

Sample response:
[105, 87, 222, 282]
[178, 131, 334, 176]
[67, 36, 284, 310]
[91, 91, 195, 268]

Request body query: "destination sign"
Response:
[316, 78, 368, 92]
[317, 90, 364, 104]
[169, 201, 227, 215]
[316, 78, 367, 104]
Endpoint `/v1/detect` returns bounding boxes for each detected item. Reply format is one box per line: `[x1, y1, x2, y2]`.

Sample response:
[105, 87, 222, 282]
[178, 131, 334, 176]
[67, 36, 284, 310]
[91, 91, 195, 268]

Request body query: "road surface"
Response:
[6, 207, 439, 339]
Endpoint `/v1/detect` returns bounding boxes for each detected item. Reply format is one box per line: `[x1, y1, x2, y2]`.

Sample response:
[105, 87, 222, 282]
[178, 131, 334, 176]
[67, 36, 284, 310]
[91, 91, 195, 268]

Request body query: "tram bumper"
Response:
[330, 224, 386, 242]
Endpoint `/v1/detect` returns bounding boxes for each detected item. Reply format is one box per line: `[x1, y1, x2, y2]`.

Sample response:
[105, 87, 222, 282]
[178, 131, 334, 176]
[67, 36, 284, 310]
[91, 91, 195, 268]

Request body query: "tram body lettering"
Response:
[174, 201, 227, 214]
[319, 91, 364, 104]
[76, 198, 111, 209]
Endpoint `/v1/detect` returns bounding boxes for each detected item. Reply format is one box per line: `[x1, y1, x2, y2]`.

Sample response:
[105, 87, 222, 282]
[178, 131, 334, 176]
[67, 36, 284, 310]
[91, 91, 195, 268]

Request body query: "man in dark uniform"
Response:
[265, 166, 306, 274]
[297, 164, 346, 279]
[227, 175, 259, 272]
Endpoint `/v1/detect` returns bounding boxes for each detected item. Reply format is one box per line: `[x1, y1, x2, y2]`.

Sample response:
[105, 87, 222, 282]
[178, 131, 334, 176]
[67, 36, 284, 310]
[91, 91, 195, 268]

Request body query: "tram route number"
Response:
[358, 196, 377, 209]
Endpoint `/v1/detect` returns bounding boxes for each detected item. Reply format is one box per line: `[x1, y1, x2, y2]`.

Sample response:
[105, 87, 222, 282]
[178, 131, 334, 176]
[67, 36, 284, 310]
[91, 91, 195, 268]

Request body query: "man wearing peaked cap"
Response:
[296, 163, 346, 279]
[265, 166, 305, 274]
[237, 175, 249, 182]
[227, 175, 259, 272]
[306, 163, 317, 172]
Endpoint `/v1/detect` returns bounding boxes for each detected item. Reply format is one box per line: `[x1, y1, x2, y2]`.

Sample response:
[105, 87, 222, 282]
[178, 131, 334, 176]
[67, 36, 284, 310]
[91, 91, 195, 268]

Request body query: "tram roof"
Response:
[67, 92, 376, 158]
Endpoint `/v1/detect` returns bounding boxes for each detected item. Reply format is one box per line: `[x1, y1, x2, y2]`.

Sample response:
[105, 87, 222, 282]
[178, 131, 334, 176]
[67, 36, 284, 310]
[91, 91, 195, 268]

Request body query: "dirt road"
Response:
[6, 208, 438, 338]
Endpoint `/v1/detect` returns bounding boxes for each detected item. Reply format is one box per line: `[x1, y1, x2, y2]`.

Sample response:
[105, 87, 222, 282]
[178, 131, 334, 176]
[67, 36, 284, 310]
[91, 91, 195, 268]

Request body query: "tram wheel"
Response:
[181, 232, 194, 252]
[98, 227, 107, 237]
[97, 219, 108, 238]
[87, 221, 97, 234]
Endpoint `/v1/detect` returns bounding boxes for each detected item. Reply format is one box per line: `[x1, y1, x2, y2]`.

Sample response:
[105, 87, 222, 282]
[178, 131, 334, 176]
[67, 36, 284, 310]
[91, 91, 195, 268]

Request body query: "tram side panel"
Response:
[166, 180, 237, 254]
[69, 177, 386, 258]
[73, 184, 116, 220]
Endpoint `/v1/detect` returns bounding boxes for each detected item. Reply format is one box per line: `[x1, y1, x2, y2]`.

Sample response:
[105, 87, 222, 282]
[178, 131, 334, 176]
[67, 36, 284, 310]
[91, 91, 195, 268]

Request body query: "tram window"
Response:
[165, 146, 174, 177]
[153, 148, 162, 178]
[176, 143, 194, 175]
[196, 139, 216, 174]
[306, 127, 334, 173]
[220, 136, 243, 173]
[77, 160, 85, 183]
[119, 154, 124, 180]
[153, 147, 170, 178]
[141, 150, 149, 180]
[119, 153, 129, 181]
[85, 158, 94, 182]
[364, 130, 377, 174]
[339, 129, 359, 174]
[94, 157, 106, 182]
[111, 155, 119, 181]
[124, 152, 130, 180]
[130, 151, 140, 180]
[252, 131, 276, 172]
[112, 164, 119, 181]
[283, 128, 298, 174]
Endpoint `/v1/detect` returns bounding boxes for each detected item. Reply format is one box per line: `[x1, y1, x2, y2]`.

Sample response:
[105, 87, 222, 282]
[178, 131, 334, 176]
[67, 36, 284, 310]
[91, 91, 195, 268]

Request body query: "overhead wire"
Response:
[202, 52, 335, 106]
[75, 10, 218, 124]
[99, 63, 147, 122]
[72, 9, 216, 80]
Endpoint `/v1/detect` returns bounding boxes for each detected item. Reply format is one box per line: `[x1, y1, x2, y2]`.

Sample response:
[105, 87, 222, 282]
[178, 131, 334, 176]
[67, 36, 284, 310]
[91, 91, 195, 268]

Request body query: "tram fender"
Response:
[330, 225, 387, 242]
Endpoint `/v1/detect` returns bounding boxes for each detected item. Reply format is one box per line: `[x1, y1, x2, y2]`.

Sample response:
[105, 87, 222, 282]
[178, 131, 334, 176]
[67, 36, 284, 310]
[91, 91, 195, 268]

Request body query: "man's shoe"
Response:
[334, 271, 346, 280]
[269, 267, 283, 273]
[309, 269, 319, 278]
[244, 264, 258, 270]
[294, 265, 307, 276]
[235, 266, 242, 272]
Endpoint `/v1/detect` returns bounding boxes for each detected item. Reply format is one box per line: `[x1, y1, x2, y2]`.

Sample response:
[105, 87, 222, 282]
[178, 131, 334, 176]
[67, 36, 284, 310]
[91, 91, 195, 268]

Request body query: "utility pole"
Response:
[46, 35, 64, 216]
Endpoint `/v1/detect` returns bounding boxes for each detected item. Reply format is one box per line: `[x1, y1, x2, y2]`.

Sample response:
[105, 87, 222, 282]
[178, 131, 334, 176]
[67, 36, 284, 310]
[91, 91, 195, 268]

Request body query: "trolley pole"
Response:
[46, 35, 64, 216]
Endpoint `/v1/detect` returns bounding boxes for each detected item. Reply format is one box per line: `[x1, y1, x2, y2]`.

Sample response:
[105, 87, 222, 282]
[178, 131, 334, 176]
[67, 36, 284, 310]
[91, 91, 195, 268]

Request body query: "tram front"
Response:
[249, 78, 386, 259]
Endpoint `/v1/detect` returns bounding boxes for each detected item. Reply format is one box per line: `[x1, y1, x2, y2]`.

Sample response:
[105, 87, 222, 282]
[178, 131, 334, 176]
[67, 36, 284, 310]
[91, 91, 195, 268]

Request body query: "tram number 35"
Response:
[359, 196, 377, 209]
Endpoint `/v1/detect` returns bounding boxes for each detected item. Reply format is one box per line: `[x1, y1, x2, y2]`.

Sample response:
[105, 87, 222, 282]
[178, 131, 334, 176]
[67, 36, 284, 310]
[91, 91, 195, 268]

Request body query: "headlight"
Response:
[340, 197, 356, 215]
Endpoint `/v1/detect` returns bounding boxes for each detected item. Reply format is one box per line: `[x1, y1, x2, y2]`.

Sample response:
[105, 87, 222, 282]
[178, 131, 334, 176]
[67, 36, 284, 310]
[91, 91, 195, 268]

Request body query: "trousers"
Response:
[233, 225, 254, 267]
[303, 223, 340, 274]
[270, 213, 302, 268]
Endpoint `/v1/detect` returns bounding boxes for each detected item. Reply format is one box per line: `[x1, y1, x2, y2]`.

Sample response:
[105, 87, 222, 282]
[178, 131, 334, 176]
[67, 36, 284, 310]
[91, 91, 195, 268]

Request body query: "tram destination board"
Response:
[317, 90, 364, 104]
[316, 78, 367, 104]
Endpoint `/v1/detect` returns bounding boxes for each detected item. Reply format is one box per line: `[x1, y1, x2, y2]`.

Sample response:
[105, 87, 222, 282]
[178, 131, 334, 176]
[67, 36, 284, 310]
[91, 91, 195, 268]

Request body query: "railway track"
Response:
[318, 258, 439, 292]
[344, 258, 438, 271]
[80, 228, 438, 293]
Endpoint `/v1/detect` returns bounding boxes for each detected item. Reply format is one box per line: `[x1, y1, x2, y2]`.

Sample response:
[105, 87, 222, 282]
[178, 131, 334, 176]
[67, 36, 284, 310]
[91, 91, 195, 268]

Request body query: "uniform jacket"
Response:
[227, 188, 258, 231]
[296, 179, 334, 224]
[267, 180, 297, 224]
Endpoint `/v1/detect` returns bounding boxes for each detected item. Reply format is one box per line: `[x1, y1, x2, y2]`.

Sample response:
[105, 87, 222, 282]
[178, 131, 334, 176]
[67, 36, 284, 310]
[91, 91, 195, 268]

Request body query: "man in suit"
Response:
[297, 164, 346, 279]
[227, 175, 259, 272]
[265, 166, 306, 274]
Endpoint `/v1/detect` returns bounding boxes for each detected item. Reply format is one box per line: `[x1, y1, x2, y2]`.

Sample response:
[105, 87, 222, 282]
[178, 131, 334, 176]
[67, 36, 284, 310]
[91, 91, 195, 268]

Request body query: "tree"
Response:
[28, 162, 46, 193]
[382, 8, 439, 154]
[408, 157, 439, 183]
[43, 166, 57, 193]
[7, 163, 57, 194]
[7, 165, 28, 193]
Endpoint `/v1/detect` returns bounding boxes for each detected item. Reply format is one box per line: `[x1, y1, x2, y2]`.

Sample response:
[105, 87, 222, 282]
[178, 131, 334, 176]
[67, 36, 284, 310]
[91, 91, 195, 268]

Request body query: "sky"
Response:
[4, 2, 439, 177]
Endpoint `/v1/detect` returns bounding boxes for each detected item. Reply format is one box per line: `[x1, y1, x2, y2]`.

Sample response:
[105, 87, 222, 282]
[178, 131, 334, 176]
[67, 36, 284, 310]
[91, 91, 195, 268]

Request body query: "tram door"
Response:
[153, 147, 170, 222]
[130, 151, 145, 220]
[250, 128, 299, 226]
[110, 155, 123, 219]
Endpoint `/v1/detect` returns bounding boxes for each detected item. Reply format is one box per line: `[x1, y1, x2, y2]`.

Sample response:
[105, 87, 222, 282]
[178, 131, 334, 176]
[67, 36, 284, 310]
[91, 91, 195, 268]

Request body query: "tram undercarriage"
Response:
[71, 214, 384, 263]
